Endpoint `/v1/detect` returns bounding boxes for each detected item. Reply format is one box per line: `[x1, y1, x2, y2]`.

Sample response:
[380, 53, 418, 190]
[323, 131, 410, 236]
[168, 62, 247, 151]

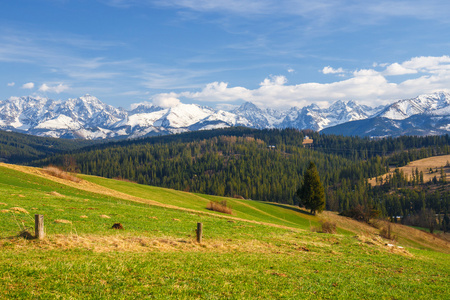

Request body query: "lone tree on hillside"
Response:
[297, 162, 325, 215]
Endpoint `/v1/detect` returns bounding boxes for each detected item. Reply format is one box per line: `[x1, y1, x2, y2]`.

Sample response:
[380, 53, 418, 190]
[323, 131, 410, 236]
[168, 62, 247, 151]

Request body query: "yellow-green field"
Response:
[0, 163, 449, 299]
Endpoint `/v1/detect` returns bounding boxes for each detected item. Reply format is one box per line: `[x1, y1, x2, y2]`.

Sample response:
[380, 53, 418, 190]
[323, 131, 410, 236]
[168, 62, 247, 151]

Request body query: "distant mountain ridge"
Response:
[1, 92, 450, 139]
[323, 92, 450, 137]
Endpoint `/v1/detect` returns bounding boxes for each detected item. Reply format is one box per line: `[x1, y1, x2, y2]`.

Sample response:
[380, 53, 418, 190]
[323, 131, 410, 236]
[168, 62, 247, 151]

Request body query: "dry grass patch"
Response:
[43, 166, 81, 183]
[368, 154, 450, 186]
[80, 215, 88, 218]
[322, 211, 450, 253]
[99, 215, 111, 219]
[207, 200, 232, 214]
[0, 203, 6, 206]
[0, 233, 300, 255]
[10, 207, 29, 214]
[321, 211, 378, 235]
[1, 209, 11, 213]
[54, 219, 72, 224]
[356, 233, 412, 257]
[48, 191, 65, 197]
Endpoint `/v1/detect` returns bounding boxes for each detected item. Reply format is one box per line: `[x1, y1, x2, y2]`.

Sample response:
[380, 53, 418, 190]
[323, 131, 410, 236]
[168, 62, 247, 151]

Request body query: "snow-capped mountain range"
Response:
[0, 92, 450, 139]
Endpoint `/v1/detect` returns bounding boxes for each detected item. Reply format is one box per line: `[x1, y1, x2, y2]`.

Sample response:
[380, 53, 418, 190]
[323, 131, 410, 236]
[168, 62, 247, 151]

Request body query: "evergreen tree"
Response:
[443, 213, 450, 233]
[297, 162, 325, 215]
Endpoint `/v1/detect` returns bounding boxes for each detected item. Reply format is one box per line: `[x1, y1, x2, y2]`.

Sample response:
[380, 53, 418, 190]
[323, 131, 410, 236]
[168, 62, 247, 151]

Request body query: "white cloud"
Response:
[352, 69, 379, 77]
[402, 55, 450, 72]
[260, 75, 287, 86]
[287, 68, 295, 73]
[7, 82, 15, 87]
[384, 63, 417, 76]
[152, 92, 181, 108]
[21, 82, 34, 89]
[38, 83, 70, 93]
[149, 55, 450, 109]
[322, 66, 344, 74]
[181, 81, 251, 102]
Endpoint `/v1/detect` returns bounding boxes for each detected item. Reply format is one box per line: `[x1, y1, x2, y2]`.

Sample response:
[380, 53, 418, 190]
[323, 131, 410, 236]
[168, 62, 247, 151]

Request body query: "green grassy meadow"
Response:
[0, 164, 449, 299]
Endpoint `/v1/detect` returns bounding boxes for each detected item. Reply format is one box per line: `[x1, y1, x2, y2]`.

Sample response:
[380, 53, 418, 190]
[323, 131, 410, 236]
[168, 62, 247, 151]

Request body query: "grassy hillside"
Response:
[369, 154, 450, 185]
[0, 163, 449, 299]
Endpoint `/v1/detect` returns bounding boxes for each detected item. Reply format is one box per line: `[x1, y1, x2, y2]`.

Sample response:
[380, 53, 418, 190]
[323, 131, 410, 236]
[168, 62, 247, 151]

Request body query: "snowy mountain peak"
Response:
[1, 92, 450, 139]
[378, 92, 450, 120]
[234, 101, 261, 113]
[328, 100, 347, 111]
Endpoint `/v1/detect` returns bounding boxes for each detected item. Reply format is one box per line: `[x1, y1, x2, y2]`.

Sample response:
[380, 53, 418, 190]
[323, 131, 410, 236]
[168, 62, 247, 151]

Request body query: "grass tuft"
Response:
[207, 200, 232, 214]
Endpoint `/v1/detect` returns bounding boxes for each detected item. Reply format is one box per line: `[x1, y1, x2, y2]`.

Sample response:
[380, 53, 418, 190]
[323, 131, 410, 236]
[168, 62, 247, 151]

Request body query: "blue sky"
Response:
[1, 0, 450, 109]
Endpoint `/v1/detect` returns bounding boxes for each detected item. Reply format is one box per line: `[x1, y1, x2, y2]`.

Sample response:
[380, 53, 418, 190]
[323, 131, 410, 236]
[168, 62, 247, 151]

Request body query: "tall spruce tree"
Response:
[297, 162, 325, 215]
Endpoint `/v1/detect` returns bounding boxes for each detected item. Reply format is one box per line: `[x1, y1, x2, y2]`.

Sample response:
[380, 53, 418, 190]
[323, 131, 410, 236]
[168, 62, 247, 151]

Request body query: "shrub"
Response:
[321, 221, 337, 234]
[379, 221, 396, 240]
[310, 220, 337, 234]
[206, 200, 232, 214]
[340, 204, 380, 223]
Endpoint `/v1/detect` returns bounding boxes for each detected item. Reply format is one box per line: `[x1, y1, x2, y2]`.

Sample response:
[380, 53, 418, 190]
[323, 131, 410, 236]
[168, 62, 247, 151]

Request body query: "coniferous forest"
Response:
[3, 127, 450, 231]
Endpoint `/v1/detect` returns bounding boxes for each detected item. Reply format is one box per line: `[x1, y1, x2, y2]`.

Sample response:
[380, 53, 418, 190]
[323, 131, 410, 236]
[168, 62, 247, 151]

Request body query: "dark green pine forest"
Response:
[2, 127, 450, 231]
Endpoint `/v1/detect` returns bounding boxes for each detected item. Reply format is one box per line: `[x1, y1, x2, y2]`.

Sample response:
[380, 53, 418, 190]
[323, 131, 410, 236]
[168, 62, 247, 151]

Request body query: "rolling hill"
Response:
[0, 162, 449, 299]
[368, 154, 450, 186]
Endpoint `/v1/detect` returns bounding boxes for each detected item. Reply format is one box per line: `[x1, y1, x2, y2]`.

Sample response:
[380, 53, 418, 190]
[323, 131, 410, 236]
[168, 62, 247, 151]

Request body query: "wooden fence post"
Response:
[197, 222, 203, 243]
[35, 214, 45, 240]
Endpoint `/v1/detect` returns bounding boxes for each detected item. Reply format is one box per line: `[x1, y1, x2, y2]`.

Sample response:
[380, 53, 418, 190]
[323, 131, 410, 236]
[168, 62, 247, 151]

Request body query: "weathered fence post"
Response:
[35, 214, 45, 240]
[196, 222, 203, 243]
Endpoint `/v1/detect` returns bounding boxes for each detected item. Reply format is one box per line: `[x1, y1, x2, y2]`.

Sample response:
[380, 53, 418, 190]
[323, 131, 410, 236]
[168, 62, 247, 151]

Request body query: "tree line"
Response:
[6, 127, 449, 229]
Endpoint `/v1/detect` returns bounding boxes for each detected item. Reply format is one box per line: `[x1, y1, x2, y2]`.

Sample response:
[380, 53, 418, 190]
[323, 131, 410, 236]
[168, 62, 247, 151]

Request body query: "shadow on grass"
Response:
[17, 230, 36, 240]
[2, 230, 37, 241]
[266, 203, 314, 216]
